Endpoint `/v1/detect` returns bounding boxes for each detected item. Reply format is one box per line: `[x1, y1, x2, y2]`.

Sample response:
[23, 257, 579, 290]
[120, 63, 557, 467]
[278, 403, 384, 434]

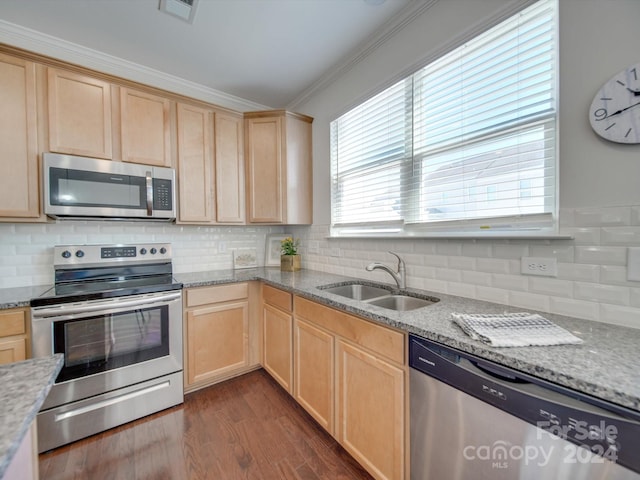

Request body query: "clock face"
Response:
[589, 62, 640, 144]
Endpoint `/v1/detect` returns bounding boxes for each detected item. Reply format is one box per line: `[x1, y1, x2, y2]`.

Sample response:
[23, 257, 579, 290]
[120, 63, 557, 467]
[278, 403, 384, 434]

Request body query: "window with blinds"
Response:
[330, 0, 557, 237]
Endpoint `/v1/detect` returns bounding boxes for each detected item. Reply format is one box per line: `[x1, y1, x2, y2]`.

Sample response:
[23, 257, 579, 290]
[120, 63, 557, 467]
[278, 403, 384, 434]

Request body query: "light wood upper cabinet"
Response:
[47, 67, 113, 159]
[245, 110, 312, 225]
[176, 102, 214, 223]
[0, 53, 40, 219]
[214, 112, 245, 223]
[0, 308, 29, 365]
[177, 104, 245, 224]
[120, 87, 172, 167]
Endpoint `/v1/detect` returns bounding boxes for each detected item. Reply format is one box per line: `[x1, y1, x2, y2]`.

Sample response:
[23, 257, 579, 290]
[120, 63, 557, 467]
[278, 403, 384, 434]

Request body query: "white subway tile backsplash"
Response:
[447, 282, 476, 298]
[476, 258, 511, 274]
[557, 263, 600, 283]
[528, 277, 574, 298]
[558, 208, 575, 228]
[448, 256, 476, 271]
[631, 206, 640, 226]
[492, 274, 528, 292]
[630, 288, 640, 308]
[436, 242, 462, 256]
[600, 265, 634, 286]
[461, 242, 492, 258]
[559, 227, 600, 245]
[492, 244, 529, 259]
[423, 278, 448, 294]
[549, 297, 599, 321]
[599, 304, 640, 328]
[461, 270, 492, 286]
[508, 291, 550, 312]
[423, 254, 449, 267]
[575, 246, 628, 265]
[573, 206, 632, 227]
[435, 267, 462, 282]
[476, 286, 510, 305]
[529, 245, 575, 262]
[600, 227, 640, 245]
[574, 282, 630, 306]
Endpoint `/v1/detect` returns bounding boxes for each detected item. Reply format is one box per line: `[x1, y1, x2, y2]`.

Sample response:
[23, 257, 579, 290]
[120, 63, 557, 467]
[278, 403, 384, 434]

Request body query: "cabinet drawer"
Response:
[263, 285, 292, 312]
[0, 309, 26, 337]
[186, 283, 248, 307]
[294, 297, 405, 365]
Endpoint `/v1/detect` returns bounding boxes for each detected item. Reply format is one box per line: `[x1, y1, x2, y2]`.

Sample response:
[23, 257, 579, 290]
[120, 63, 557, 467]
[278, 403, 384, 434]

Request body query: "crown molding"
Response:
[0, 19, 269, 112]
[286, 0, 439, 111]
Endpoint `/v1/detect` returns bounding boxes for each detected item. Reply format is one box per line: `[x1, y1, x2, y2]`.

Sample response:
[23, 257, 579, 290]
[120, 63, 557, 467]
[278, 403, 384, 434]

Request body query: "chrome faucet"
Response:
[366, 251, 406, 289]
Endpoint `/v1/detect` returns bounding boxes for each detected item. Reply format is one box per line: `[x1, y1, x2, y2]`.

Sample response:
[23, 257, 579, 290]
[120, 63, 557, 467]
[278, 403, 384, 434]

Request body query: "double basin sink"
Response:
[318, 282, 439, 311]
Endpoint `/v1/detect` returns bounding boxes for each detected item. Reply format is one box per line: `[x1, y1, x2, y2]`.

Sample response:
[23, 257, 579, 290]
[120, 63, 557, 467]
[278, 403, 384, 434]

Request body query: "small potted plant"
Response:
[280, 237, 301, 272]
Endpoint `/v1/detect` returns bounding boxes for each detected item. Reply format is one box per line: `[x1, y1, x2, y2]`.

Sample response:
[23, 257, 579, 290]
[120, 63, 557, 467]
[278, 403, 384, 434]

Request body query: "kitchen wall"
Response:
[289, 0, 640, 328]
[0, 222, 283, 289]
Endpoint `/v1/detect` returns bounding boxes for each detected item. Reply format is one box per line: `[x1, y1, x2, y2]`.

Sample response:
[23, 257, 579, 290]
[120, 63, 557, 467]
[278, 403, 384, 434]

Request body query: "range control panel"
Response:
[54, 243, 172, 266]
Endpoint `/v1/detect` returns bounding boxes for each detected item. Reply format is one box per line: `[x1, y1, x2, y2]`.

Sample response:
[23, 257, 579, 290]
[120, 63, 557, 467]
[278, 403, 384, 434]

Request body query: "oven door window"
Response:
[53, 306, 169, 383]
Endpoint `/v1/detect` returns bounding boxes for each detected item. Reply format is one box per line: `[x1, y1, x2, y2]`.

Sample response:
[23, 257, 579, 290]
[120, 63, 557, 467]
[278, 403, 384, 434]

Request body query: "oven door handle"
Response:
[32, 291, 181, 319]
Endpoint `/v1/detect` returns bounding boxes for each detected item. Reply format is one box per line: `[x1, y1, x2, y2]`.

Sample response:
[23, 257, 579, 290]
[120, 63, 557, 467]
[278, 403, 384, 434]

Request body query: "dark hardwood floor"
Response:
[38, 369, 373, 480]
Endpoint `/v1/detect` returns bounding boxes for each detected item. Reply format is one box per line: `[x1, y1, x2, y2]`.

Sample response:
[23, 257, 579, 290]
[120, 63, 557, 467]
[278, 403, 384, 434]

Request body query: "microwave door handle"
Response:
[146, 171, 153, 216]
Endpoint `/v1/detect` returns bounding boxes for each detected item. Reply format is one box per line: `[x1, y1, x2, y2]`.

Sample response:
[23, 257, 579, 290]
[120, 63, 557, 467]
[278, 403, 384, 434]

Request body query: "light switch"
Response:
[627, 247, 640, 282]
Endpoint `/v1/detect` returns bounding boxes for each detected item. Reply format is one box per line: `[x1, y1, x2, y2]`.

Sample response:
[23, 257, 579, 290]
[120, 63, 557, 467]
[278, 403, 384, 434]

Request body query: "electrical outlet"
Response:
[330, 247, 341, 257]
[520, 257, 557, 277]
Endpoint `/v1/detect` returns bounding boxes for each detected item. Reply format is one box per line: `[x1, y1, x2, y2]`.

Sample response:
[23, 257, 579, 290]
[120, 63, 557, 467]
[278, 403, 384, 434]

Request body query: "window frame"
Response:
[329, 0, 562, 239]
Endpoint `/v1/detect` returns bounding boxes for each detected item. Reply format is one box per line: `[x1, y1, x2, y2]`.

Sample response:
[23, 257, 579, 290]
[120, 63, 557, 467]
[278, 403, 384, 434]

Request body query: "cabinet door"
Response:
[245, 116, 284, 223]
[120, 87, 172, 167]
[263, 303, 292, 393]
[0, 54, 39, 218]
[186, 300, 249, 385]
[294, 318, 334, 434]
[214, 112, 245, 223]
[337, 340, 405, 480]
[0, 338, 27, 365]
[47, 68, 112, 159]
[177, 103, 214, 222]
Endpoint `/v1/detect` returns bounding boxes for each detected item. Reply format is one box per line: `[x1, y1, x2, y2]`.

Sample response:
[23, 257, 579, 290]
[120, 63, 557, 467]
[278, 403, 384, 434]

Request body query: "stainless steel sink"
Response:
[366, 295, 436, 311]
[319, 283, 391, 300]
[318, 282, 438, 311]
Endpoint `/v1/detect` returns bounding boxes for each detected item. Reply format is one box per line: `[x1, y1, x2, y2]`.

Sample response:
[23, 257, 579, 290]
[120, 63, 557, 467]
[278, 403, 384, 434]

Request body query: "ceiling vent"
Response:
[159, 0, 198, 24]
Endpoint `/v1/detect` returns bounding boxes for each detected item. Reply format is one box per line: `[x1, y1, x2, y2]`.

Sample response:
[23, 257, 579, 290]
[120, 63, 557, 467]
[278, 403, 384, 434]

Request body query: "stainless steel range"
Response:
[30, 243, 184, 453]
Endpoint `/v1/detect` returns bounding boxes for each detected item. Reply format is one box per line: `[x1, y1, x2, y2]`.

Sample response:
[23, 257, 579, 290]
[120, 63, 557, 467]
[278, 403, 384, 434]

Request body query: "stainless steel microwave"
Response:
[44, 153, 176, 221]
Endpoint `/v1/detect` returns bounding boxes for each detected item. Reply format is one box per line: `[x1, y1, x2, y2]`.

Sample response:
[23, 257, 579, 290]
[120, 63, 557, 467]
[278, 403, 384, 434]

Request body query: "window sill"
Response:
[327, 233, 574, 240]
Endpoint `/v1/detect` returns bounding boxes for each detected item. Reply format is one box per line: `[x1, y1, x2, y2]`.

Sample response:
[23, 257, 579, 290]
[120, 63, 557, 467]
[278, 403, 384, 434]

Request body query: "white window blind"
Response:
[330, 0, 557, 237]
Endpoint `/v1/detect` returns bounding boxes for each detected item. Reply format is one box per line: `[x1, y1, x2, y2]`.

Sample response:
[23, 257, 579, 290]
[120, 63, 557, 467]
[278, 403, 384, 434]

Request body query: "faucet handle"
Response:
[388, 251, 405, 270]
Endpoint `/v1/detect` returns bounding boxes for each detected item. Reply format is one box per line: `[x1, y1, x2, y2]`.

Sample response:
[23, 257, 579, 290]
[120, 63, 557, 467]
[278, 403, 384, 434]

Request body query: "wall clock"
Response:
[589, 62, 640, 144]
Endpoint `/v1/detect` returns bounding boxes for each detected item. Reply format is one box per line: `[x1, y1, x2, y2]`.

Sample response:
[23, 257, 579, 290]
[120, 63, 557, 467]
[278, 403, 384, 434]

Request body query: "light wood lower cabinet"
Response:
[184, 282, 260, 392]
[293, 296, 407, 480]
[294, 318, 334, 433]
[0, 308, 29, 365]
[337, 340, 405, 480]
[262, 285, 293, 393]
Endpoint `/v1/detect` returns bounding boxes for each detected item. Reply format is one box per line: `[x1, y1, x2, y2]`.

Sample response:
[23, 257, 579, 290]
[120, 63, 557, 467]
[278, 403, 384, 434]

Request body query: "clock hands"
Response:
[626, 87, 640, 96]
[606, 100, 640, 118]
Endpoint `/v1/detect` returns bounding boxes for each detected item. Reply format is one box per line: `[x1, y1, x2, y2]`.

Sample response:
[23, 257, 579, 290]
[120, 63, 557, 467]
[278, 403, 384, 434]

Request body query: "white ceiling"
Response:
[0, 0, 415, 109]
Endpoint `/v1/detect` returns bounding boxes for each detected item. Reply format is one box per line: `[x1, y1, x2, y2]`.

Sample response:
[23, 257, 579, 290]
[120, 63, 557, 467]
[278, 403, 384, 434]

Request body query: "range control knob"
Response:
[150, 248, 157, 255]
[61, 250, 71, 259]
[140, 248, 147, 255]
[75, 250, 85, 258]
[160, 247, 167, 255]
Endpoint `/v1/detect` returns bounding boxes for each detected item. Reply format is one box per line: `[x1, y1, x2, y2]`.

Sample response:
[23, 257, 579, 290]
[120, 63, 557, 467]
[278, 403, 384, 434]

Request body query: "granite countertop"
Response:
[2, 267, 639, 413]
[175, 267, 640, 413]
[0, 355, 63, 478]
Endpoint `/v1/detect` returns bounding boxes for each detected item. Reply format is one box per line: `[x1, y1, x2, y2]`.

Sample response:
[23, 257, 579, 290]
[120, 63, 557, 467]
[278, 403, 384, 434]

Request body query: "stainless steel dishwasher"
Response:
[409, 334, 640, 480]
